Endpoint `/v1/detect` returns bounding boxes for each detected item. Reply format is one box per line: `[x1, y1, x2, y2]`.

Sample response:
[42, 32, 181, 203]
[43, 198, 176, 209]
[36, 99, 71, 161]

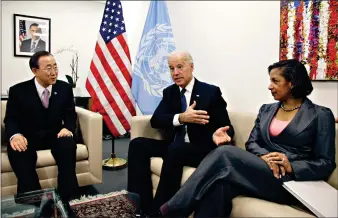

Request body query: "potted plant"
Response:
[54, 46, 80, 95]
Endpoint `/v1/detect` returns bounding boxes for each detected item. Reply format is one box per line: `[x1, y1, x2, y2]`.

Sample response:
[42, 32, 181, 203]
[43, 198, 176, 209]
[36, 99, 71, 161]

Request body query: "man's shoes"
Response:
[133, 209, 163, 218]
[147, 209, 163, 217]
[57, 199, 76, 218]
[103, 134, 113, 140]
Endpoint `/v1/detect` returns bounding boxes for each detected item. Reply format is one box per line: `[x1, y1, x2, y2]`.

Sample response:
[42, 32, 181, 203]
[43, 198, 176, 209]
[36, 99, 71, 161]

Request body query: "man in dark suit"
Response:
[128, 51, 234, 214]
[4, 51, 79, 202]
[20, 23, 46, 53]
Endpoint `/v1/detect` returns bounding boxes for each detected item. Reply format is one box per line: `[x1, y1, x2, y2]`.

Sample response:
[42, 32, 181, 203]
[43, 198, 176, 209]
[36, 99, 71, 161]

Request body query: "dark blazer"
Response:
[151, 78, 234, 151]
[20, 38, 46, 52]
[245, 98, 336, 181]
[4, 78, 76, 143]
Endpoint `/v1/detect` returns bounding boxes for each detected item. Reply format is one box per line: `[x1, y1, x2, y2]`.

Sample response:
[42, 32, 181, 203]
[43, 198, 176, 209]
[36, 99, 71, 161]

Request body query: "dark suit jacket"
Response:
[151, 78, 234, 152]
[245, 98, 336, 181]
[4, 78, 76, 143]
[20, 38, 46, 52]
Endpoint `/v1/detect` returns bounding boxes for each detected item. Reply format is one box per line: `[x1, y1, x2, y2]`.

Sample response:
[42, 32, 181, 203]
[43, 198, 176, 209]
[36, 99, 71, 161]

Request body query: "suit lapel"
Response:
[260, 98, 316, 143]
[280, 98, 315, 138]
[36, 40, 43, 50]
[172, 85, 182, 113]
[48, 82, 60, 116]
[189, 78, 200, 107]
[29, 78, 45, 109]
[260, 102, 279, 143]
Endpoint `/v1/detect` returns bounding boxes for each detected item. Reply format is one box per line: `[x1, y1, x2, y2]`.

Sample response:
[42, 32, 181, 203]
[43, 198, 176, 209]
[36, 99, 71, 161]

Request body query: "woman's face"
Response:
[268, 68, 293, 101]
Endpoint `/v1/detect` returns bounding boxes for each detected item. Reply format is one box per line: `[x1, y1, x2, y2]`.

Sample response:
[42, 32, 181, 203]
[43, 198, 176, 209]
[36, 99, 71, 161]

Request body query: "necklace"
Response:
[280, 103, 301, 112]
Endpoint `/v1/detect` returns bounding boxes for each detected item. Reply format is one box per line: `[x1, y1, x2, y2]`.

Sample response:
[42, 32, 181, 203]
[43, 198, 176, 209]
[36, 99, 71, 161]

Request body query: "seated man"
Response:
[128, 51, 234, 214]
[4, 51, 79, 202]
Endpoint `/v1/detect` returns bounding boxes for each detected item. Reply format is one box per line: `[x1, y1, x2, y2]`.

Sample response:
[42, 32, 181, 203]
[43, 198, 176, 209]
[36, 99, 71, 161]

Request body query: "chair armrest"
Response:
[130, 115, 165, 140]
[76, 107, 102, 183]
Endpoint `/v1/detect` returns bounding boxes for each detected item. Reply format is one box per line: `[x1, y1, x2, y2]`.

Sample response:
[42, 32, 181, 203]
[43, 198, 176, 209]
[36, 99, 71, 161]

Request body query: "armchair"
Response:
[1, 101, 103, 197]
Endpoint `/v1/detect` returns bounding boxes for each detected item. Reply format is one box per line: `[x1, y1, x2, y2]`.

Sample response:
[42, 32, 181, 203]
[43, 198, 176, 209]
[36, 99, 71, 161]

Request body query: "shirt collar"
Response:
[179, 77, 195, 93]
[31, 38, 40, 44]
[34, 77, 52, 98]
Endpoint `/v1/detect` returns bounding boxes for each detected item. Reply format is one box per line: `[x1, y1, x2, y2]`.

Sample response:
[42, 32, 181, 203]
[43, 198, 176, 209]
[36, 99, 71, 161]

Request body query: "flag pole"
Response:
[102, 135, 128, 171]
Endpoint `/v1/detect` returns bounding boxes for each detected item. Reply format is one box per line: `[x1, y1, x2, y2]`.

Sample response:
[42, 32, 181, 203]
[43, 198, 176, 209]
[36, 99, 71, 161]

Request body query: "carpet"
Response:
[69, 190, 136, 218]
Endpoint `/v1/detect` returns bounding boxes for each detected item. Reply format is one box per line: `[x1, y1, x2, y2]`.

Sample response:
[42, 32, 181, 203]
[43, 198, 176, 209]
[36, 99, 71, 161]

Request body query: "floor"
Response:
[79, 137, 131, 196]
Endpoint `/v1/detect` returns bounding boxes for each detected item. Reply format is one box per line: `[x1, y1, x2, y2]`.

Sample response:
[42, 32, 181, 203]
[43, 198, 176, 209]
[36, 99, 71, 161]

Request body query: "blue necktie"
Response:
[173, 89, 187, 144]
[181, 88, 187, 112]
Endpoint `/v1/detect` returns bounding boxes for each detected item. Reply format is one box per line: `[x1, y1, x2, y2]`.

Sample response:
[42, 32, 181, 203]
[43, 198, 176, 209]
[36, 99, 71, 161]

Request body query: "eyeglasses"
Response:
[42, 66, 58, 73]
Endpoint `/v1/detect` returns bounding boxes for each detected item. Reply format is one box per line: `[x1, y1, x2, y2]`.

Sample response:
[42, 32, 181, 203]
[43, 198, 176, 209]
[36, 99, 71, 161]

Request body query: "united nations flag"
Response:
[131, 0, 176, 115]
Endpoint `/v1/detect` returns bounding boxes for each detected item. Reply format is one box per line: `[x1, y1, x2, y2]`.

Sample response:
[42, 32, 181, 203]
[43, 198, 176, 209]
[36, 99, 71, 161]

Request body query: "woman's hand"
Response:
[265, 152, 293, 174]
[260, 154, 281, 179]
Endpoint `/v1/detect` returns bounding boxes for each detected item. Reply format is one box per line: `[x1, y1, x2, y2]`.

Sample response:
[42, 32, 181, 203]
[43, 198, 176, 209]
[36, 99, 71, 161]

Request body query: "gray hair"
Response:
[168, 51, 193, 64]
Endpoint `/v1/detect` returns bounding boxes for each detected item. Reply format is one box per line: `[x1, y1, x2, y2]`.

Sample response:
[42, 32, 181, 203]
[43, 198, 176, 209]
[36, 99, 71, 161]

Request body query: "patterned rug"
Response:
[1, 190, 136, 218]
[69, 190, 136, 218]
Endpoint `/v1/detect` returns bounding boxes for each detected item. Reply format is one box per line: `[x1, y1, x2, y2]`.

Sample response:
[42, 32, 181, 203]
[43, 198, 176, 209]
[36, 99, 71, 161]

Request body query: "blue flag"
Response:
[132, 0, 176, 115]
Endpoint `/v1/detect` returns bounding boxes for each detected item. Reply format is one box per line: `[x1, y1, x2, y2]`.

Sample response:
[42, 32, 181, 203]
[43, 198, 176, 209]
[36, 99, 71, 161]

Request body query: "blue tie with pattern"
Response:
[173, 88, 187, 144]
[181, 88, 187, 112]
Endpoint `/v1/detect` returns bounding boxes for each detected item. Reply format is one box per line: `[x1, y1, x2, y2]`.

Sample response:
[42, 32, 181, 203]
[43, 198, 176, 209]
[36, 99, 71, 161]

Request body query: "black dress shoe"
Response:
[133, 210, 150, 218]
[147, 209, 163, 217]
[56, 199, 76, 218]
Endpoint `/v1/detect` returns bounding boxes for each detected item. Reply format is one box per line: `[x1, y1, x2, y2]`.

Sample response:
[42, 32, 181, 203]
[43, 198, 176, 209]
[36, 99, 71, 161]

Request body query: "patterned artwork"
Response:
[279, 0, 337, 80]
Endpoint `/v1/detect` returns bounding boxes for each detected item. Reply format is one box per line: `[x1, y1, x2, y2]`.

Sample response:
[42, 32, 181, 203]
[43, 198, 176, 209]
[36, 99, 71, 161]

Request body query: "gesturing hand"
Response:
[10, 134, 28, 152]
[213, 126, 231, 146]
[57, 128, 73, 138]
[179, 101, 209, 125]
[265, 152, 292, 174]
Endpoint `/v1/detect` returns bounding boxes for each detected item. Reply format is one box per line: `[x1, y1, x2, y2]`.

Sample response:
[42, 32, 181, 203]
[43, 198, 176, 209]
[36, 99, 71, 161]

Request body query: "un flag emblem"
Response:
[133, 23, 176, 97]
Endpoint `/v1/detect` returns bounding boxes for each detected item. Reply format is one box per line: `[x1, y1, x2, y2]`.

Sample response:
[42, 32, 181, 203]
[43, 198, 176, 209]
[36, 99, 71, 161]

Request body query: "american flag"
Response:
[86, 0, 136, 137]
[19, 20, 27, 47]
[279, 0, 337, 80]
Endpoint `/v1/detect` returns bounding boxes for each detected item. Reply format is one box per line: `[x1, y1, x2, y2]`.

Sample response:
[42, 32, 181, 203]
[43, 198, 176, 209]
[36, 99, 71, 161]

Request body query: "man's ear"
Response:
[191, 63, 194, 69]
[32, 68, 38, 76]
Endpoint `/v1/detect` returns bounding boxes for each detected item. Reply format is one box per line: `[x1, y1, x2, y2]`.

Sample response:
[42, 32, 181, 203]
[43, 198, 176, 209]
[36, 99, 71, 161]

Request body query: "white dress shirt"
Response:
[35, 78, 52, 100]
[172, 77, 195, 142]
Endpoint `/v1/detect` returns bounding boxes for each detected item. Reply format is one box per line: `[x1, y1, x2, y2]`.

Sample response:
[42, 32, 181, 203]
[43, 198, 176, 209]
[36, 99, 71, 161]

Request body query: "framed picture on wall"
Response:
[14, 14, 51, 57]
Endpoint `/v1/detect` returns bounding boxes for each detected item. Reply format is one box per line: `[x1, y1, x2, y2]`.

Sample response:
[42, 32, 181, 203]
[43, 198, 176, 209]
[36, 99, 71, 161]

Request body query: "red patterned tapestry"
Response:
[280, 0, 337, 80]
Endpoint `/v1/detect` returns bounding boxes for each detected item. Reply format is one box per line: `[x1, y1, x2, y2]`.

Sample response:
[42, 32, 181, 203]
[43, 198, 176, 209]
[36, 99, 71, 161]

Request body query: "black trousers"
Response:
[165, 146, 298, 217]
[7, 135, 79, 201]
[127, 137, 211, 213]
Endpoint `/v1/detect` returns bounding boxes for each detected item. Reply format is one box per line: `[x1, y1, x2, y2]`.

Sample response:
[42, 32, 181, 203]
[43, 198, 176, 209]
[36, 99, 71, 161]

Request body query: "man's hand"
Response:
[178, 101, 209, 125]
[265, 152, 293, 174]
[57, 128, 73, 138]
[213, 126, 231, 146]
[261, 154, 282, 179]
[10, 134, 28, 152]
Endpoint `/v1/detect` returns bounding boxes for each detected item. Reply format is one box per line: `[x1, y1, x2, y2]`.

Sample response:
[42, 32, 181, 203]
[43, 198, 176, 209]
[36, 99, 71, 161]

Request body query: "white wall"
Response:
[166, 1, 338, 115]
[1, 1, 105, 96]
[2, 1, 337, 116]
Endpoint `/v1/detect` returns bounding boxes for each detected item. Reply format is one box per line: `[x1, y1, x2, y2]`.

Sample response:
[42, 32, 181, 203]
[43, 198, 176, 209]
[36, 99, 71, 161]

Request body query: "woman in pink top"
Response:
[148, 60, 336, 218]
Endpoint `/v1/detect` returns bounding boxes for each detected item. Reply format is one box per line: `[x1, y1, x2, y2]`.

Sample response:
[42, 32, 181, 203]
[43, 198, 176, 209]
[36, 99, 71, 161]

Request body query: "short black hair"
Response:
[268, 59, 313, 98]
[29, 23, 39, 29]
[29, 51, 52, 70]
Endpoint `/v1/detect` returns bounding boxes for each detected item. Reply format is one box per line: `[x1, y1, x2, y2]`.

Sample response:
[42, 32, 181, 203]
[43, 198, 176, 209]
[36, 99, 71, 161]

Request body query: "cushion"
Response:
[151, 157, 196, 186]
[231, 196, 314, 217]
[1, 144, 88, 173]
